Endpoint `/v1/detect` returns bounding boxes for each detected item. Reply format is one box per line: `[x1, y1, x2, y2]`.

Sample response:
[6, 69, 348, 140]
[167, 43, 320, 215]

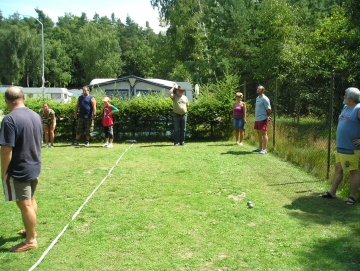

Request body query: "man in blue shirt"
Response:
[0, 87, 42, 252]
[253, 85, 271, 154]
[320, 87, 360, 205]
[73, 86, 97, 147]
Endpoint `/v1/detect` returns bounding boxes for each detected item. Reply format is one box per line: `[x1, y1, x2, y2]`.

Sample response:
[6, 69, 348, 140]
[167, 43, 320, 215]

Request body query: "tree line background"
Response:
[1, 0, 359, 191]
[0, 0, 359, 91]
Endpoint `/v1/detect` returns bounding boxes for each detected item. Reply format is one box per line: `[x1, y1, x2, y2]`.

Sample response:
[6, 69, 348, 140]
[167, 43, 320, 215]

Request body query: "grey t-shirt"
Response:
[255, 95, 271, 121]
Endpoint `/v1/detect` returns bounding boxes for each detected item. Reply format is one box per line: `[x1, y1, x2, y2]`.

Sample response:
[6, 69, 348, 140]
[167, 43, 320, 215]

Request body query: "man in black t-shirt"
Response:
[0, 86, 42, 252]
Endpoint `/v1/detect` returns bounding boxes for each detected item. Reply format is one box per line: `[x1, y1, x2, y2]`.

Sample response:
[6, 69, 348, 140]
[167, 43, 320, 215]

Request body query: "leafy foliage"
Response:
[1, 0, 360, 121]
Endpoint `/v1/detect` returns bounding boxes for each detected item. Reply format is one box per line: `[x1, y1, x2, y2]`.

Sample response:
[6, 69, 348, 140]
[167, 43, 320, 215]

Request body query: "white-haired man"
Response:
[320, 87, 360, 205]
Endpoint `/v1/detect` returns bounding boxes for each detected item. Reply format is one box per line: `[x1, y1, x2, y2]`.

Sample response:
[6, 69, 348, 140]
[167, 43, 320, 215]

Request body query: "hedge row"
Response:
[0, 75, 240, 142]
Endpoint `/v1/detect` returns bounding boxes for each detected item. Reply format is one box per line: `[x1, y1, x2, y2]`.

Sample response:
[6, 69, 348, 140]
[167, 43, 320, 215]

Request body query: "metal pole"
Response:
[40, 20, 45, 97]
[273, 78, 277, 149]
[21, 15, 45, 96]
[326, 71, 334, 179]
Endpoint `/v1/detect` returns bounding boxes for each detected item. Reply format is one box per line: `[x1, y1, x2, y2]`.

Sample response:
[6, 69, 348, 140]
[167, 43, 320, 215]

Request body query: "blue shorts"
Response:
[233, 118, 245, 129]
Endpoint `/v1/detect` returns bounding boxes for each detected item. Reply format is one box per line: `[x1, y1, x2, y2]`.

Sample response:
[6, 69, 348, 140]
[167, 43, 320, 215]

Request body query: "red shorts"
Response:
[254, 118, 270, 130]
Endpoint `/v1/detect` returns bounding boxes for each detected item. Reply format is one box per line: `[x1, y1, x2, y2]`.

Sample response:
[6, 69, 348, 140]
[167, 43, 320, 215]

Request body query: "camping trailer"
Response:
[88, 76, 194, 101]
[0, 86, 72, 103]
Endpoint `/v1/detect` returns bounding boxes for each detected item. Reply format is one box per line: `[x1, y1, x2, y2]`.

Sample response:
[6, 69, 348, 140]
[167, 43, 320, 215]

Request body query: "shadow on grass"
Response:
[285, 195, 360, 269]
[268, 181, 318, 186]
[42, 144, 73, 148]
[284, 194, 359, 224]
[299, 230, 360, 270]
[42, 144, 103, 148]
[0, 236, 24, 252]
[220, 150, 252, 155]
[139, 144, 173, 148]
[207, 143, 237, 147]
[297, 227, 360, 269]
[72, 145, 103, 148]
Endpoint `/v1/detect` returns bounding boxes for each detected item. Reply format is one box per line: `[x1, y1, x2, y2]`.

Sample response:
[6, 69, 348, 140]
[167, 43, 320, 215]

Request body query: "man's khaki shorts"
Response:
[2, 174, 38, 201]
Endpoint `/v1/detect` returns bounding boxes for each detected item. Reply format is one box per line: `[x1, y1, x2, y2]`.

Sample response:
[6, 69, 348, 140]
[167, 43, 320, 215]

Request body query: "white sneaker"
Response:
[239, 142, 243, 146]
[259, 150, 267, 154]
[106, 143, 113, 148]
[102, 142, 109, 147]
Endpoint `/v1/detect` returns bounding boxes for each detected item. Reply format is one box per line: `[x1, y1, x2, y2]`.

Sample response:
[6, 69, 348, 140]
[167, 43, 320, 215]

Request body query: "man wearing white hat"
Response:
[169, 83, 189, 146]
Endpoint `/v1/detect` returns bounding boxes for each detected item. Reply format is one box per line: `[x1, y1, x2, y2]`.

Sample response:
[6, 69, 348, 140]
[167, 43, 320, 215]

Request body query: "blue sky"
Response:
[1, 0, 166, 33]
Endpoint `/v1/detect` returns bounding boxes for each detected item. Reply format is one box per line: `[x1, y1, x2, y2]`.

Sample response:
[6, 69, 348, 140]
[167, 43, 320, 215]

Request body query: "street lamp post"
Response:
[22, 15, 45, 96]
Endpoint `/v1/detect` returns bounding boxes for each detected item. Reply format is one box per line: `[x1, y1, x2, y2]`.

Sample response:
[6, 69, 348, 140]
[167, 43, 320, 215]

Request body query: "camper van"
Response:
[0, 86, 72, 103]
[68, 89, 83, 98]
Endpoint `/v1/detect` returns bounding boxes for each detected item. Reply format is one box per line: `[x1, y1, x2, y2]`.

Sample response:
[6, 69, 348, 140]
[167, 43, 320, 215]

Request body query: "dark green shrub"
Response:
[1, 74, 239, 142]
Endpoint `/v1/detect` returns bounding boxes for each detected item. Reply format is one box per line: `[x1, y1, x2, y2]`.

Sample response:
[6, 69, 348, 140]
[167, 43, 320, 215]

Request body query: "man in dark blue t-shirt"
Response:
[73, 86, 97, 147]
[0, 86, 42, 252]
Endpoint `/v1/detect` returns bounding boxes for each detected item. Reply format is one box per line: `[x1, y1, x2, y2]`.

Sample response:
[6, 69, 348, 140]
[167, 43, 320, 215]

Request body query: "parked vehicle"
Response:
[0, 86, 72, 103]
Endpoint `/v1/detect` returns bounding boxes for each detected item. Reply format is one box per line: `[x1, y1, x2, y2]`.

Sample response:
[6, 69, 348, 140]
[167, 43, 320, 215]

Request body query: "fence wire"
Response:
[242, 71, 357, 185]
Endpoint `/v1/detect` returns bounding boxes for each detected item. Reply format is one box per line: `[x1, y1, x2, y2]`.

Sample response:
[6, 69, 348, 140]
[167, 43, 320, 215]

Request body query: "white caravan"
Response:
[0, 86, 72, 103]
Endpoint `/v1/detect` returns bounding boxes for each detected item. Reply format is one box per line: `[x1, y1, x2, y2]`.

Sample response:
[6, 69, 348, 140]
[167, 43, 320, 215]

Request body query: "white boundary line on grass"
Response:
[28, 143, 135, 271]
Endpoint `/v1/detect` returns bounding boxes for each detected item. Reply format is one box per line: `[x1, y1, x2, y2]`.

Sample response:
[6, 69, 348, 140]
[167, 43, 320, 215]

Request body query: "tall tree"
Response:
[0, 23, 32, 85]
[151, 0, 208, 82]
[204, 0, 257, 82]
[55, 13, 90, 87]
[45, 39, 72, 87]
[119, 16, 157, 78]
[76, 21, 122, 84]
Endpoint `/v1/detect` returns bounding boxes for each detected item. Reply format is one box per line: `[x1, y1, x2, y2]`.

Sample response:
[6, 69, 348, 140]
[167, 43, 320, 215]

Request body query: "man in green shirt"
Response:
[169, 84, 189, 146]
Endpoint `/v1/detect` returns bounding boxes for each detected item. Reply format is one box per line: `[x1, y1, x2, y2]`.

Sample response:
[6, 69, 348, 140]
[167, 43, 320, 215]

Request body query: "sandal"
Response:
[319, 192, 335, 199]
[9, 241, 38, 252]
[18, 230, 26, 237]
[345, 196, 356, 205]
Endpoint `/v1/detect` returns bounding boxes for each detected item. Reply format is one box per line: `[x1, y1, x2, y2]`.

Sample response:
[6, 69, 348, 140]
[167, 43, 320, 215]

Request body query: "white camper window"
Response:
[51, 93, 62, 99]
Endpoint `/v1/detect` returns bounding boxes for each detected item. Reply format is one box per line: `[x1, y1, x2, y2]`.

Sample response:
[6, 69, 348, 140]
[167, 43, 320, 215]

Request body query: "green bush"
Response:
[0, 74, 240, 142]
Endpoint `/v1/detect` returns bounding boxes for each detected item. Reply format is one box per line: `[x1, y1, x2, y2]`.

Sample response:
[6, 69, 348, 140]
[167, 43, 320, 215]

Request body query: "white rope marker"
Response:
[28, 143, 134, 271]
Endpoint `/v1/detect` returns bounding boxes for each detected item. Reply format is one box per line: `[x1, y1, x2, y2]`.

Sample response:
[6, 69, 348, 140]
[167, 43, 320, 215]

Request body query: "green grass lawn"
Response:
[0, 142, 359, 270]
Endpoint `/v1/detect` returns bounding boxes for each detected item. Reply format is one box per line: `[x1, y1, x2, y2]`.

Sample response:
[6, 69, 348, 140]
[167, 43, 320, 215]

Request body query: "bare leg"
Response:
[239, 129, 245, 143]
[349, 169, 359, 199]
[49, 124, 56, 144]
[329, 162, 343, 197]
[235, 129, 240, 142]
[258, 130, 268, 150]
[257, 130, 262, 149]
[43, 125, 50, 145]
[16, 197, 37, 244]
